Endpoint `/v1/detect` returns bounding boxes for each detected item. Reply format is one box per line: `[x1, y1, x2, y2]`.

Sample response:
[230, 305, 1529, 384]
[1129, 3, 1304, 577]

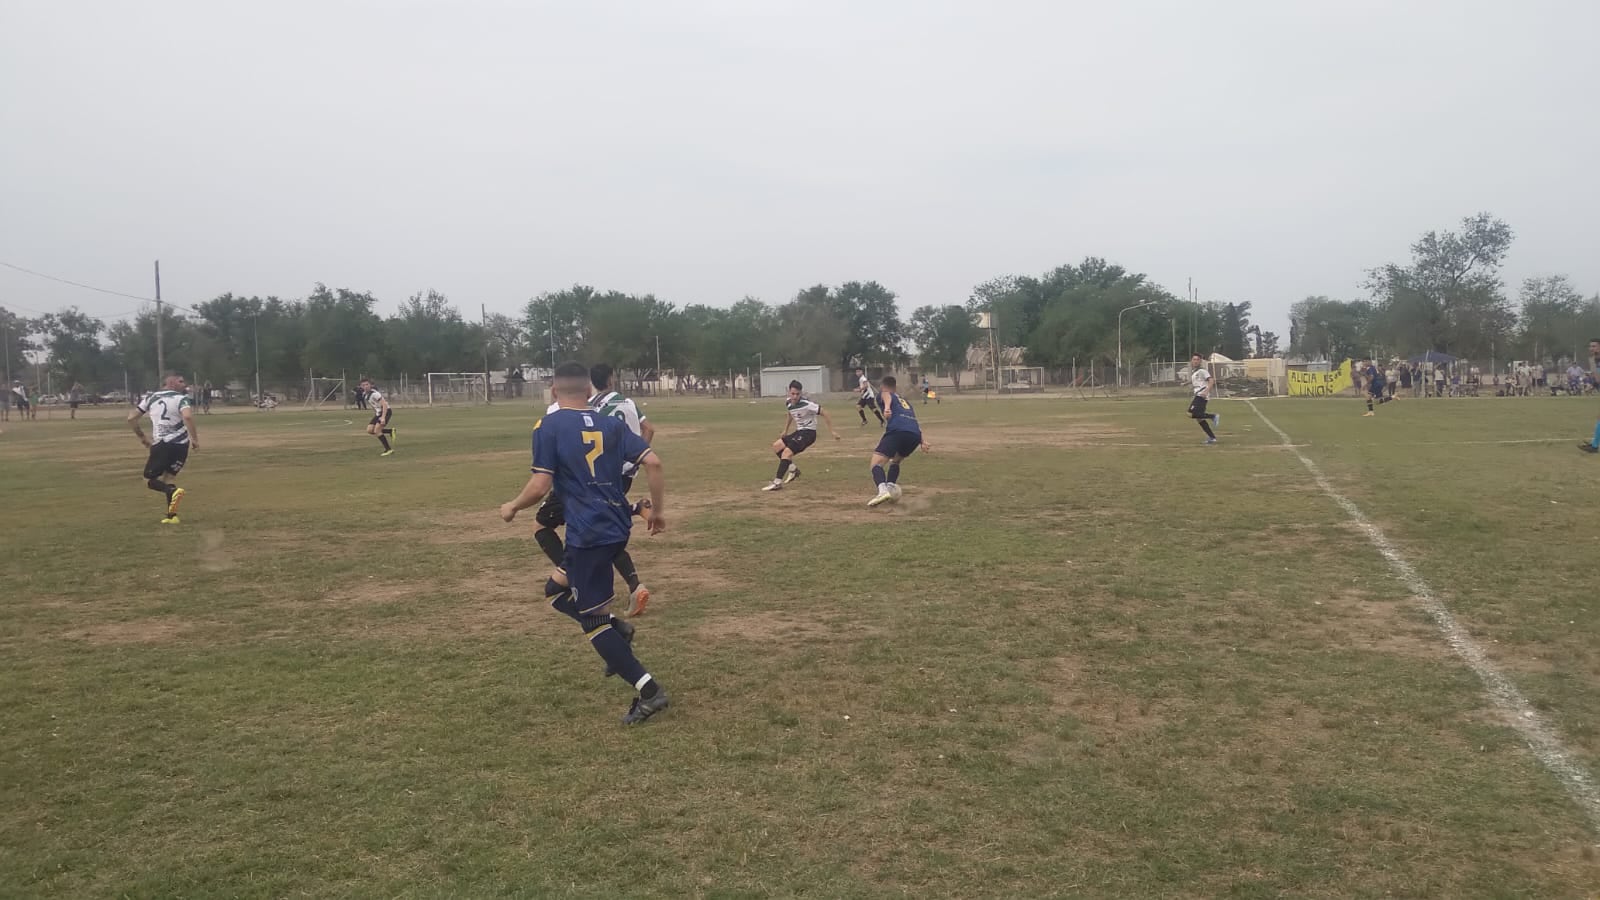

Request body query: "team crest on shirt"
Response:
[583, 414, 594, 427]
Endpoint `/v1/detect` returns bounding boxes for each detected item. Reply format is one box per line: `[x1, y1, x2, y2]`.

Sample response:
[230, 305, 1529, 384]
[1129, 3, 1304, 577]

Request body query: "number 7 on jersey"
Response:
[581, 430, 604, 476]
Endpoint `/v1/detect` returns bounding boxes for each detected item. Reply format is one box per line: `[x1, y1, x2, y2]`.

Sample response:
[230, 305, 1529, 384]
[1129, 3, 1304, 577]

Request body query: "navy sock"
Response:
[534, 528, 564, 566]
[546, 579, 581, 624]
[887, 463, 900, 483]
[872, 465, 887, 486]
[589, 624, 647, 685]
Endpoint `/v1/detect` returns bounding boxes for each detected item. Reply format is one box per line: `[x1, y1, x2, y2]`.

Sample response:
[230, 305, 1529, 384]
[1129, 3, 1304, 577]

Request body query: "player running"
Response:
[1579, 339, 1600, 454]
[1360, 358, 1394, 416]
[855, 368, 885, 427]
[763, 380, 841, 492]
[867, 375, 930, 507]
[500, 361, 670, 725]
[1187, 354, 1220, 444]
[361, 378, 397, 456]
[128, 372, 199, 524]
[587, 364, 654, 614]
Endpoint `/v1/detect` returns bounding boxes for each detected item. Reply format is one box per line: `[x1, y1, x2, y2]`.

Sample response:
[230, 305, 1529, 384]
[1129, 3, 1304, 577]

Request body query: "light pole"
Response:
[753, 352, 763, 397]
[1117, 302, 1156, 387]
[253, 311, 261, 407]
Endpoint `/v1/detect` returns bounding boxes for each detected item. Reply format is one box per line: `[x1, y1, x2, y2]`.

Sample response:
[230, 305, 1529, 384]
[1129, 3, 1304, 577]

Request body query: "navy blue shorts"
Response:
[1368, 384, 1385, 398]
[875, 430, 921, 459]
[565, 541, 626, 615]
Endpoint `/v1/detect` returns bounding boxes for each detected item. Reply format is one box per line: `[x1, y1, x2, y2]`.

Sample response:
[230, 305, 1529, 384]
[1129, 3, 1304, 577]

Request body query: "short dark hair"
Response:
[590, 363, 614, 392]
[553, 361, 590, 399]
[788, 380, 803, 391]
[1590, 338, 1600, 345]
[881, 375, 897, 390]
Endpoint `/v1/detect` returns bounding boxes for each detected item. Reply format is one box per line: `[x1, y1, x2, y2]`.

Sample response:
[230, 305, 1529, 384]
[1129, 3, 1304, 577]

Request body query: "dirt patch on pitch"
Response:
[932, 423, 1134, 453]
[695, 611, 883, 644]
[62, 618, 192, 645]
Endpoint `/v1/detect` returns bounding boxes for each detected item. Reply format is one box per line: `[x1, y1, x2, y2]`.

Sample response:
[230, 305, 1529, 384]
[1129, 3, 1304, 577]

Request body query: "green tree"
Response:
[303, 284, 385, 376]
[39, 308, 109, 388]
[831, 281, 906, 370]
[772, 292, 848, 368]
[1366, 213, 1516, 358]
[0, 306, 38, 386]
[1516, 275, 1586, 362]
[909, 305, 980, 390]
[1288, 296, 1374, 361]
[1219, 302, 1251, 360]
[385, 289, 476, 376]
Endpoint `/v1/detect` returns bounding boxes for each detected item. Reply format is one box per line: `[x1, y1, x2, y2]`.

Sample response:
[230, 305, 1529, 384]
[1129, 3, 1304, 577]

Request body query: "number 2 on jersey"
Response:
[581, 430, 604, 476]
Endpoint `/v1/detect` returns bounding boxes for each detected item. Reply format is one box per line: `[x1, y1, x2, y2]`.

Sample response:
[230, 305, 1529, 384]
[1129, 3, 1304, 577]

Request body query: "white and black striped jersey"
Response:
[590, 390, 646, 437]
[858, 374, 876, 400]
[367, 389, 387, 410]
[137, 389, 192, 444]
[786, 396, 821, 431]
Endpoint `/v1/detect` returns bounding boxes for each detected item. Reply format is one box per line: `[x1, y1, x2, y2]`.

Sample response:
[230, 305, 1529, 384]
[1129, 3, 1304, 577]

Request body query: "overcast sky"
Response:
[3, 0, 1597, 341]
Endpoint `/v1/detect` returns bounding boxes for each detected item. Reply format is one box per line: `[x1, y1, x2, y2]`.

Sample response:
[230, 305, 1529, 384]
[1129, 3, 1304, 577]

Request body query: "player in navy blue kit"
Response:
[1360, 358, 1394, 417]
[500, 362, 671, 725]
[867, 375, 931, 508]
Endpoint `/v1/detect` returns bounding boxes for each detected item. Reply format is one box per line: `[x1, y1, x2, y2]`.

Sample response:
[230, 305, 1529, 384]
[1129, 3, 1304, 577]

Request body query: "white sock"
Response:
[634, 674, 653, 691]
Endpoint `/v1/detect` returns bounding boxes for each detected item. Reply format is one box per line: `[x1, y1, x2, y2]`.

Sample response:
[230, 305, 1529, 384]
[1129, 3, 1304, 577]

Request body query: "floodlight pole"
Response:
[1117, 302, 1155, 387]
[154, 260, 165, 376]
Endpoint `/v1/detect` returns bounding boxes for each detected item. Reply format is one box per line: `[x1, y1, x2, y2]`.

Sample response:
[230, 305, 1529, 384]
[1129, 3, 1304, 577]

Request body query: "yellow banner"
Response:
[1287, 359, 1355, 397]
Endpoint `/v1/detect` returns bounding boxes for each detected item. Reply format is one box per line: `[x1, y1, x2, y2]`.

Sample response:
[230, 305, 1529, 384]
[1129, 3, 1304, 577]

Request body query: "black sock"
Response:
[639, 678, 661, 700]
[1200, 420, 1216, 439]
[1367, 398, 1374, 411]
[146, 478, 168, 495]
[874, 410, 885, 424]
[378, 435, 391, 450]
[614, 550, 642, 593]
[887, 462, 900, 483]
[534, 528, 565, 566]
[858, 409, 867, 423]
[775, 458, 792, 481]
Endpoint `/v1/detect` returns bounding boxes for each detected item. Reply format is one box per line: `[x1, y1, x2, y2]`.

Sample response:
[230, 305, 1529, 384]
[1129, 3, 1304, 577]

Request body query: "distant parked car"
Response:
[101, 390, 130, 404]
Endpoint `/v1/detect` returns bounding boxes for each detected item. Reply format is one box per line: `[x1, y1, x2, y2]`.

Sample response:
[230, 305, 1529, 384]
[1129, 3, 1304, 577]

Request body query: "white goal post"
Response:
[303, 375, 348, 410]
[999, 366, 1046, 392]
[425, 372, 490, 406]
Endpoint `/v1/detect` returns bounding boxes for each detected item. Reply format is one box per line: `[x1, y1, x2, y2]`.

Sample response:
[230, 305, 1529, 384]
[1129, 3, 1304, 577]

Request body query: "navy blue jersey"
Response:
[882, 391, 921, 434]
[531, 407, 652, 549]
[1364, 365, 1386, 387]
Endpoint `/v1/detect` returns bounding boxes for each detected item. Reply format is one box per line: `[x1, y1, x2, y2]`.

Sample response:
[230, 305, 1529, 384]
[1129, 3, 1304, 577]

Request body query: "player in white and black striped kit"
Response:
[763, 380, 841, 491]
[855, 368, 885, 427]
[1187, 354, 1221, 445]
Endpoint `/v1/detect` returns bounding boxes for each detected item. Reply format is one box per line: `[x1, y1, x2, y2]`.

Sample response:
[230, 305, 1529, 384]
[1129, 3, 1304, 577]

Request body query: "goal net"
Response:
[425, 372, 489, 406]
[303, 376, 347, 410]
[999, 366, 1046, 392]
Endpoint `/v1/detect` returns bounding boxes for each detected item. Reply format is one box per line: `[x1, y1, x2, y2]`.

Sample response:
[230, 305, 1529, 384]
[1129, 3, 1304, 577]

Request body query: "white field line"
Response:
[1244, 399, 1600, 831]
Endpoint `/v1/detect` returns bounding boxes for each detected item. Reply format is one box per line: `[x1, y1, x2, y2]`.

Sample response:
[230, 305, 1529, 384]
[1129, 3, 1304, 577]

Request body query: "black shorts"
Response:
[369, 409, 392, 427]
[782, 430, 818, 455]
[875, 430, 921, 459]
[143, 441, 189, 479]
[857, 395, 876, 409]
[1187, 396, 1209, 419]
[565, 541, 626, 614]
[535, 492, 566, 529]
[13, 396, 29, 410]
[69, 401, 80, 409]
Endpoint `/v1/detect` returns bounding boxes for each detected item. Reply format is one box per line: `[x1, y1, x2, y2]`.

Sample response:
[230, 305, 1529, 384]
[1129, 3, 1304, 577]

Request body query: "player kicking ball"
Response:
[129, 372, 199, 524]
[361, 378, 397, 456]
[867, 375, 929, 507]
[763, 380, 841, 491]
[501, 362, 670, 725]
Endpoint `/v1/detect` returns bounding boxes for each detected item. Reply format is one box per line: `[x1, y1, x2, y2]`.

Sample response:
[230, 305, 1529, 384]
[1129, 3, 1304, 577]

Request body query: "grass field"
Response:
[4, 391, 1600, 898]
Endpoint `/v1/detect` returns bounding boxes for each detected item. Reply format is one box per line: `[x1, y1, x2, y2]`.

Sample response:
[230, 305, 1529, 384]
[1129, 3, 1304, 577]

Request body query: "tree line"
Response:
[1289, 213, 1598, 364]
[3, 212, 1583, 394]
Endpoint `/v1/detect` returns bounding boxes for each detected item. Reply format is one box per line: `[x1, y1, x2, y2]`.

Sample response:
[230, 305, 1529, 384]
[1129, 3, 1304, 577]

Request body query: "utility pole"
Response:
[253, 311, 261, 408]
[481, 303, 491, 404]
[154, 260, 166, 376]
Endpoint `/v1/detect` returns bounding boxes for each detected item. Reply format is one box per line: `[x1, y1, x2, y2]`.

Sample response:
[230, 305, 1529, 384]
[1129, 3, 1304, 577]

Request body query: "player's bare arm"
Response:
[181, 405, 199, 451]
[128, 407, 151, 447]
[500, 472, 554, 522]
[640, 418, 656, 444]
[819, 406, 841, 440]
[640, 450, 666, 535]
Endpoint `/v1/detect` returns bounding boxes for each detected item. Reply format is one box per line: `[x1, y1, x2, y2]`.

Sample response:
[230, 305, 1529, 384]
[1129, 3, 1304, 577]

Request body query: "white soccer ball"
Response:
[887, 483, 903, 500]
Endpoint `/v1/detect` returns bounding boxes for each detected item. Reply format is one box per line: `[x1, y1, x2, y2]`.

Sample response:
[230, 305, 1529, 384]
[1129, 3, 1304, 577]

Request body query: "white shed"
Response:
[760, 365, 831, 398]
